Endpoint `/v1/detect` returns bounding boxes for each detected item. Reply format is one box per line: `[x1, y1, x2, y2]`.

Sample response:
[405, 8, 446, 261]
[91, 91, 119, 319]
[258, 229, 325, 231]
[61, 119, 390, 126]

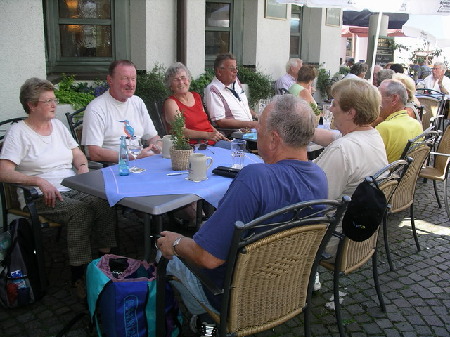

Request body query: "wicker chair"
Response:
[416, 88, 446, 131]
[320, 159, 410, 337]
[0, 117, 61, 292]
[383, 130, 437, 271]
[419, 124, 450, 219]
[156, 198, 350, 337]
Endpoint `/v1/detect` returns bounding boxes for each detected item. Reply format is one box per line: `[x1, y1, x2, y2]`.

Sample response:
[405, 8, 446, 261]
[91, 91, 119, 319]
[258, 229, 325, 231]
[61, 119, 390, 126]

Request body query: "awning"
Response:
[343, 10, 409, 29]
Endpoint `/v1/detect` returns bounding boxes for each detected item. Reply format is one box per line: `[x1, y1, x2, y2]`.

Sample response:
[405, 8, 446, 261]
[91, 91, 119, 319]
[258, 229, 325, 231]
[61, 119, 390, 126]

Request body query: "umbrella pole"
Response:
[369, 11, 383, 84]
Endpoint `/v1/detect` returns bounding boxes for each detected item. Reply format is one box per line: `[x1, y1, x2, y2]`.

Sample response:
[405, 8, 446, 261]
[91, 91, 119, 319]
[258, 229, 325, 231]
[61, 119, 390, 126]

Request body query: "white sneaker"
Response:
[313, 271, 321, 291]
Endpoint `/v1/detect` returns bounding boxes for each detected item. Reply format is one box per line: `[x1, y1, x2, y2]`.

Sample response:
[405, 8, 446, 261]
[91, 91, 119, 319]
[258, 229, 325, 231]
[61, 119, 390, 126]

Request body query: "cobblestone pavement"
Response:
[1, 179, 449, 337]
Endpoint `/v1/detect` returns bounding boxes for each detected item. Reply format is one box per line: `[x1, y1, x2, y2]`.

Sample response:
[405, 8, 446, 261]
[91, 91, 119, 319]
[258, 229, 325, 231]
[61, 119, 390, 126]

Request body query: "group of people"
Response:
[0, 51, 438, 333]
[0, 54, 259, 300]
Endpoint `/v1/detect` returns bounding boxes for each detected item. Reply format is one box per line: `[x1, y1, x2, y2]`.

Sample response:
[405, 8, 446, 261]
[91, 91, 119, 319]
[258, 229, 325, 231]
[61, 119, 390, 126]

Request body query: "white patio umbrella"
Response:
[402, 15, 450, 48]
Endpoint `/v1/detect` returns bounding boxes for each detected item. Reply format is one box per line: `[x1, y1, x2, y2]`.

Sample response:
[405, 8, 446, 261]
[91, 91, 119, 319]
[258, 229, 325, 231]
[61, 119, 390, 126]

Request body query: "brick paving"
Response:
[0, 179, 449, 337]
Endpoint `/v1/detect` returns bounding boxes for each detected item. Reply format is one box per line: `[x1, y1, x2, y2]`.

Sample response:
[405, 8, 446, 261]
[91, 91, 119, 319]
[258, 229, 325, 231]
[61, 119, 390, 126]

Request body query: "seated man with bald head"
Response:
[376, 79, 423, 163]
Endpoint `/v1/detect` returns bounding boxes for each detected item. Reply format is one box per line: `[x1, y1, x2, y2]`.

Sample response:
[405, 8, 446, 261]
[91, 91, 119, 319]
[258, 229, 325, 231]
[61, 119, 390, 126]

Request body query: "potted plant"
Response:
[169, 112, 193, 171]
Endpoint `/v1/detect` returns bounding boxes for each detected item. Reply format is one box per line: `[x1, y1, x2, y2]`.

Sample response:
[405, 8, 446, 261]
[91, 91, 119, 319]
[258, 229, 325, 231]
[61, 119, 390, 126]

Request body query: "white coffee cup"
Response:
[157, 135, 174, 159]
[188, 153, 213, 182]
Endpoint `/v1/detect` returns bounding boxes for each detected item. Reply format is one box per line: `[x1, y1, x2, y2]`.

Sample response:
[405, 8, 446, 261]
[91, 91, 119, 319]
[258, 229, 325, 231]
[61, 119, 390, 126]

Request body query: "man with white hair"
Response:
[275, 58, 303, 93]
[423, 62, 450, 94]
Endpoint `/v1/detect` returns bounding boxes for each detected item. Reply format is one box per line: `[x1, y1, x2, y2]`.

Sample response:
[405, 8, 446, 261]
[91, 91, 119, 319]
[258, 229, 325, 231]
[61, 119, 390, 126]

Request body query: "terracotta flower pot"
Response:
[170, 148, 193, 171]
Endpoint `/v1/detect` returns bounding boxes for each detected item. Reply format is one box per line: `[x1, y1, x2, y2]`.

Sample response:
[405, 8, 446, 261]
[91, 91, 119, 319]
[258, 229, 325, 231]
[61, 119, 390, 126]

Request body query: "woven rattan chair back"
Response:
[334, 179, 397, 275]
[392, 144, 430, 213]
[319, 160, 409, 337]
[228, 223, 327, 335]
[157, 198, 350, 337]
[417, 96, 439, 130]
[433, 125, 450, 176]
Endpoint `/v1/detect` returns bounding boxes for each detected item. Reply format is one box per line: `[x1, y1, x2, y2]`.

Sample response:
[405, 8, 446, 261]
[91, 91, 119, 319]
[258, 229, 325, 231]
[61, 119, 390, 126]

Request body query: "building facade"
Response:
[0, 0, 342, 120]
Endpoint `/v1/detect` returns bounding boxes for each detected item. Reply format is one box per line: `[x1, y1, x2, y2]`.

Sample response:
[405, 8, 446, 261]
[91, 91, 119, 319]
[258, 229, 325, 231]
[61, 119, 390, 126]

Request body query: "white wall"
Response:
[185, 1, 206, 78]
[319, 13, 342, 75]
[145, 0, 177, 70]
[249, 0, 291, 80]
[130, 0, 147, 70]
[0, 0, 46, 120]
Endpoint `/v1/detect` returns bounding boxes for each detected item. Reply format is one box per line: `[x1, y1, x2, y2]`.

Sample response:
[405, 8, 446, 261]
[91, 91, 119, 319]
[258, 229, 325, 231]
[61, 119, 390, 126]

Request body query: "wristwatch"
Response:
[172, 236, 184, 257]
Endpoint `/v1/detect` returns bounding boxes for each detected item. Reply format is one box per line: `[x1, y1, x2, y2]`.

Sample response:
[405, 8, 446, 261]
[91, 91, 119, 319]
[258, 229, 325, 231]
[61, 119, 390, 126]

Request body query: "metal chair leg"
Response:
[444, 178, 450, 219]
[383, 214, 395, 271]
[333, 269, 345, 337]
[372, 250, 386, 312]
[410, 205, 420, 252]
[432, 180, 442, 208]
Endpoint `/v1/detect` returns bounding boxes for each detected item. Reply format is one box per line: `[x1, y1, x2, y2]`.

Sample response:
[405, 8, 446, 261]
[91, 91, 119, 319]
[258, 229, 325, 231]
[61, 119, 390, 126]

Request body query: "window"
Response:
[204, 0, 244, 68]
[290, 5, 303, 58]
[205, 1, 232, 61]
[44, 0, 130, 75]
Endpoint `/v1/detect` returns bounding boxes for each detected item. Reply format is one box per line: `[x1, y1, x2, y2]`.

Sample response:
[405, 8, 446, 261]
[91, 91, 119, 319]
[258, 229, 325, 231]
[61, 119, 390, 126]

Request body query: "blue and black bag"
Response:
[86, 254, 182, 337]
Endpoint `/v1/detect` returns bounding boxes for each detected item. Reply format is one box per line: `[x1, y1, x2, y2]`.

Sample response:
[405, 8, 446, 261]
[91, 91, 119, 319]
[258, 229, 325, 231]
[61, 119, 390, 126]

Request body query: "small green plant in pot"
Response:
[169, 112, 193, 171]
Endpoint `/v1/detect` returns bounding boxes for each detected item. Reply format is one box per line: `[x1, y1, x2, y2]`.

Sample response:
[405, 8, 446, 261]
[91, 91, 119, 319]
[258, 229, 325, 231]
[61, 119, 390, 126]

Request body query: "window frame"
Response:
[205, 0, 243, 68]
[289, 5, 303, 58]
[44, 0, 130, 74]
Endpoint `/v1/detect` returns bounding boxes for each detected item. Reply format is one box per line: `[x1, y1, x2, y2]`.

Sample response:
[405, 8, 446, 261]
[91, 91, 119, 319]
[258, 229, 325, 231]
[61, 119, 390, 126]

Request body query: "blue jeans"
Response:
[166, 257, 219, 315]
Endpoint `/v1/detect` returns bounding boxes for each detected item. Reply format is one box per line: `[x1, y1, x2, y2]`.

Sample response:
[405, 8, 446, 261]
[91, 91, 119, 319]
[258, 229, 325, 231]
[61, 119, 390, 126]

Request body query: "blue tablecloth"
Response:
[101, 147, 263, 207]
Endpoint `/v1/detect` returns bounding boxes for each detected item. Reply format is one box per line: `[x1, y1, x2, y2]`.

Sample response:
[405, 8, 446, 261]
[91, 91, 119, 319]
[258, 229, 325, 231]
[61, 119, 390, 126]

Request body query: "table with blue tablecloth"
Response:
[62, 147, 262, 260]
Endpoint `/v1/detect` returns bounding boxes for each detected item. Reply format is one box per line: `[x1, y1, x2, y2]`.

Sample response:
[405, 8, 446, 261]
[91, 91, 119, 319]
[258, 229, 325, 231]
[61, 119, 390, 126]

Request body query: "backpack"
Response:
[342, 178, 388, 242]
[86, 254, 182, 337]
[0, 218, 45, 308]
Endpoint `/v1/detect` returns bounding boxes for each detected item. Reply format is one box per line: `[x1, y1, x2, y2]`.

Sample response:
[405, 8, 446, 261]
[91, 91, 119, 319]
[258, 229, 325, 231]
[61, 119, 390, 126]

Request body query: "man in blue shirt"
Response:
[157, 94, 327, 330]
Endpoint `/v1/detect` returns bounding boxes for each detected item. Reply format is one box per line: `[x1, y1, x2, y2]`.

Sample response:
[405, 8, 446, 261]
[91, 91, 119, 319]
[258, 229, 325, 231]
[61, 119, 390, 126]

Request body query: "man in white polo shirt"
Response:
[423, 62, 450, 94]
[205, 53, 258, 131]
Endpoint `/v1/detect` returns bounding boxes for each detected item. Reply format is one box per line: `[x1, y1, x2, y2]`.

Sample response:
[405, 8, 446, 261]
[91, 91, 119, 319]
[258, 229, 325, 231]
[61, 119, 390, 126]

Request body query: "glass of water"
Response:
[128, 138, 143, 160]
[231, 139, 246, 169]
[322, 104, 333, 130]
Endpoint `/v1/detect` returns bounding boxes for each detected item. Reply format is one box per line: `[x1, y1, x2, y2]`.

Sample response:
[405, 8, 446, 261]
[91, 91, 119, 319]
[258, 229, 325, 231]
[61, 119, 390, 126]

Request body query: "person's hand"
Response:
[38, 178, 63, 208]
[77, 165, 89, 174]
[157, 231, 184, 260]
[207, 130, 228, 142]
[136, 146, 156, 159]
[148, 143, 161, 154]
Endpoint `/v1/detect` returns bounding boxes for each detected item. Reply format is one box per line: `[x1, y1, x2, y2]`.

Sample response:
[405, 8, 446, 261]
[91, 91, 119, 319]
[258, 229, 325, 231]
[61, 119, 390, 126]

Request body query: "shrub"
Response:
[237, 66, 275, 108]
[55, 74, 107, 110]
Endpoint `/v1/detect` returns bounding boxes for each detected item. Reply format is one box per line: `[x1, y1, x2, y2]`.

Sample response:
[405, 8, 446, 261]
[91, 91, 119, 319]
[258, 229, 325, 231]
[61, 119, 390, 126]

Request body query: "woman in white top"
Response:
[0, 78, 116, 299]
[312, 78, 388, 259]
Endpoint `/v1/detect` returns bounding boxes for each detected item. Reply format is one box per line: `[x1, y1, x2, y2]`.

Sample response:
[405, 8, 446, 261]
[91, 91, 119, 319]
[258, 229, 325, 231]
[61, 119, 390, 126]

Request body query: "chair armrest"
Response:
[13, 184, 40, 203]
[430, 151, 450, 158]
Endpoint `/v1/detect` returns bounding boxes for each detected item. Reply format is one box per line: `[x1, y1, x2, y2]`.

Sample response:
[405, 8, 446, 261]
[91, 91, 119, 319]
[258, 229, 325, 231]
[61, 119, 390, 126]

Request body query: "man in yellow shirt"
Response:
[376, 79, 423, 163]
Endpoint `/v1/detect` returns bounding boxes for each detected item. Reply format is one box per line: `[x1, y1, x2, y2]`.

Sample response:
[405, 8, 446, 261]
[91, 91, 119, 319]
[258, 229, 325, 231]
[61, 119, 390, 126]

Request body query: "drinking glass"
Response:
[231, 139, 246, 169]
[128, 138, 143, 160]
[322, 104, 333, 130]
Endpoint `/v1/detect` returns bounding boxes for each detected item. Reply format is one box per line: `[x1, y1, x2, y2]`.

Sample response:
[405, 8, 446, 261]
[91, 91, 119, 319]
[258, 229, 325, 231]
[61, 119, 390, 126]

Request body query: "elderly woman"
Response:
[164, 62, 228, 147]
[0, 78, 116, 299]
[392, 73, 421, 120]
[345, 62, 369, 80]
[312, 78, 388, 261]
[288, 65, 317, 104]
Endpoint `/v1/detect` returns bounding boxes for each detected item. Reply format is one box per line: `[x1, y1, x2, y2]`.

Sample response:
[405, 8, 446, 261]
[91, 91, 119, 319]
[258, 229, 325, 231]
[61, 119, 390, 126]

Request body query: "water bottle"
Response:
[119, 136, 130, 176]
